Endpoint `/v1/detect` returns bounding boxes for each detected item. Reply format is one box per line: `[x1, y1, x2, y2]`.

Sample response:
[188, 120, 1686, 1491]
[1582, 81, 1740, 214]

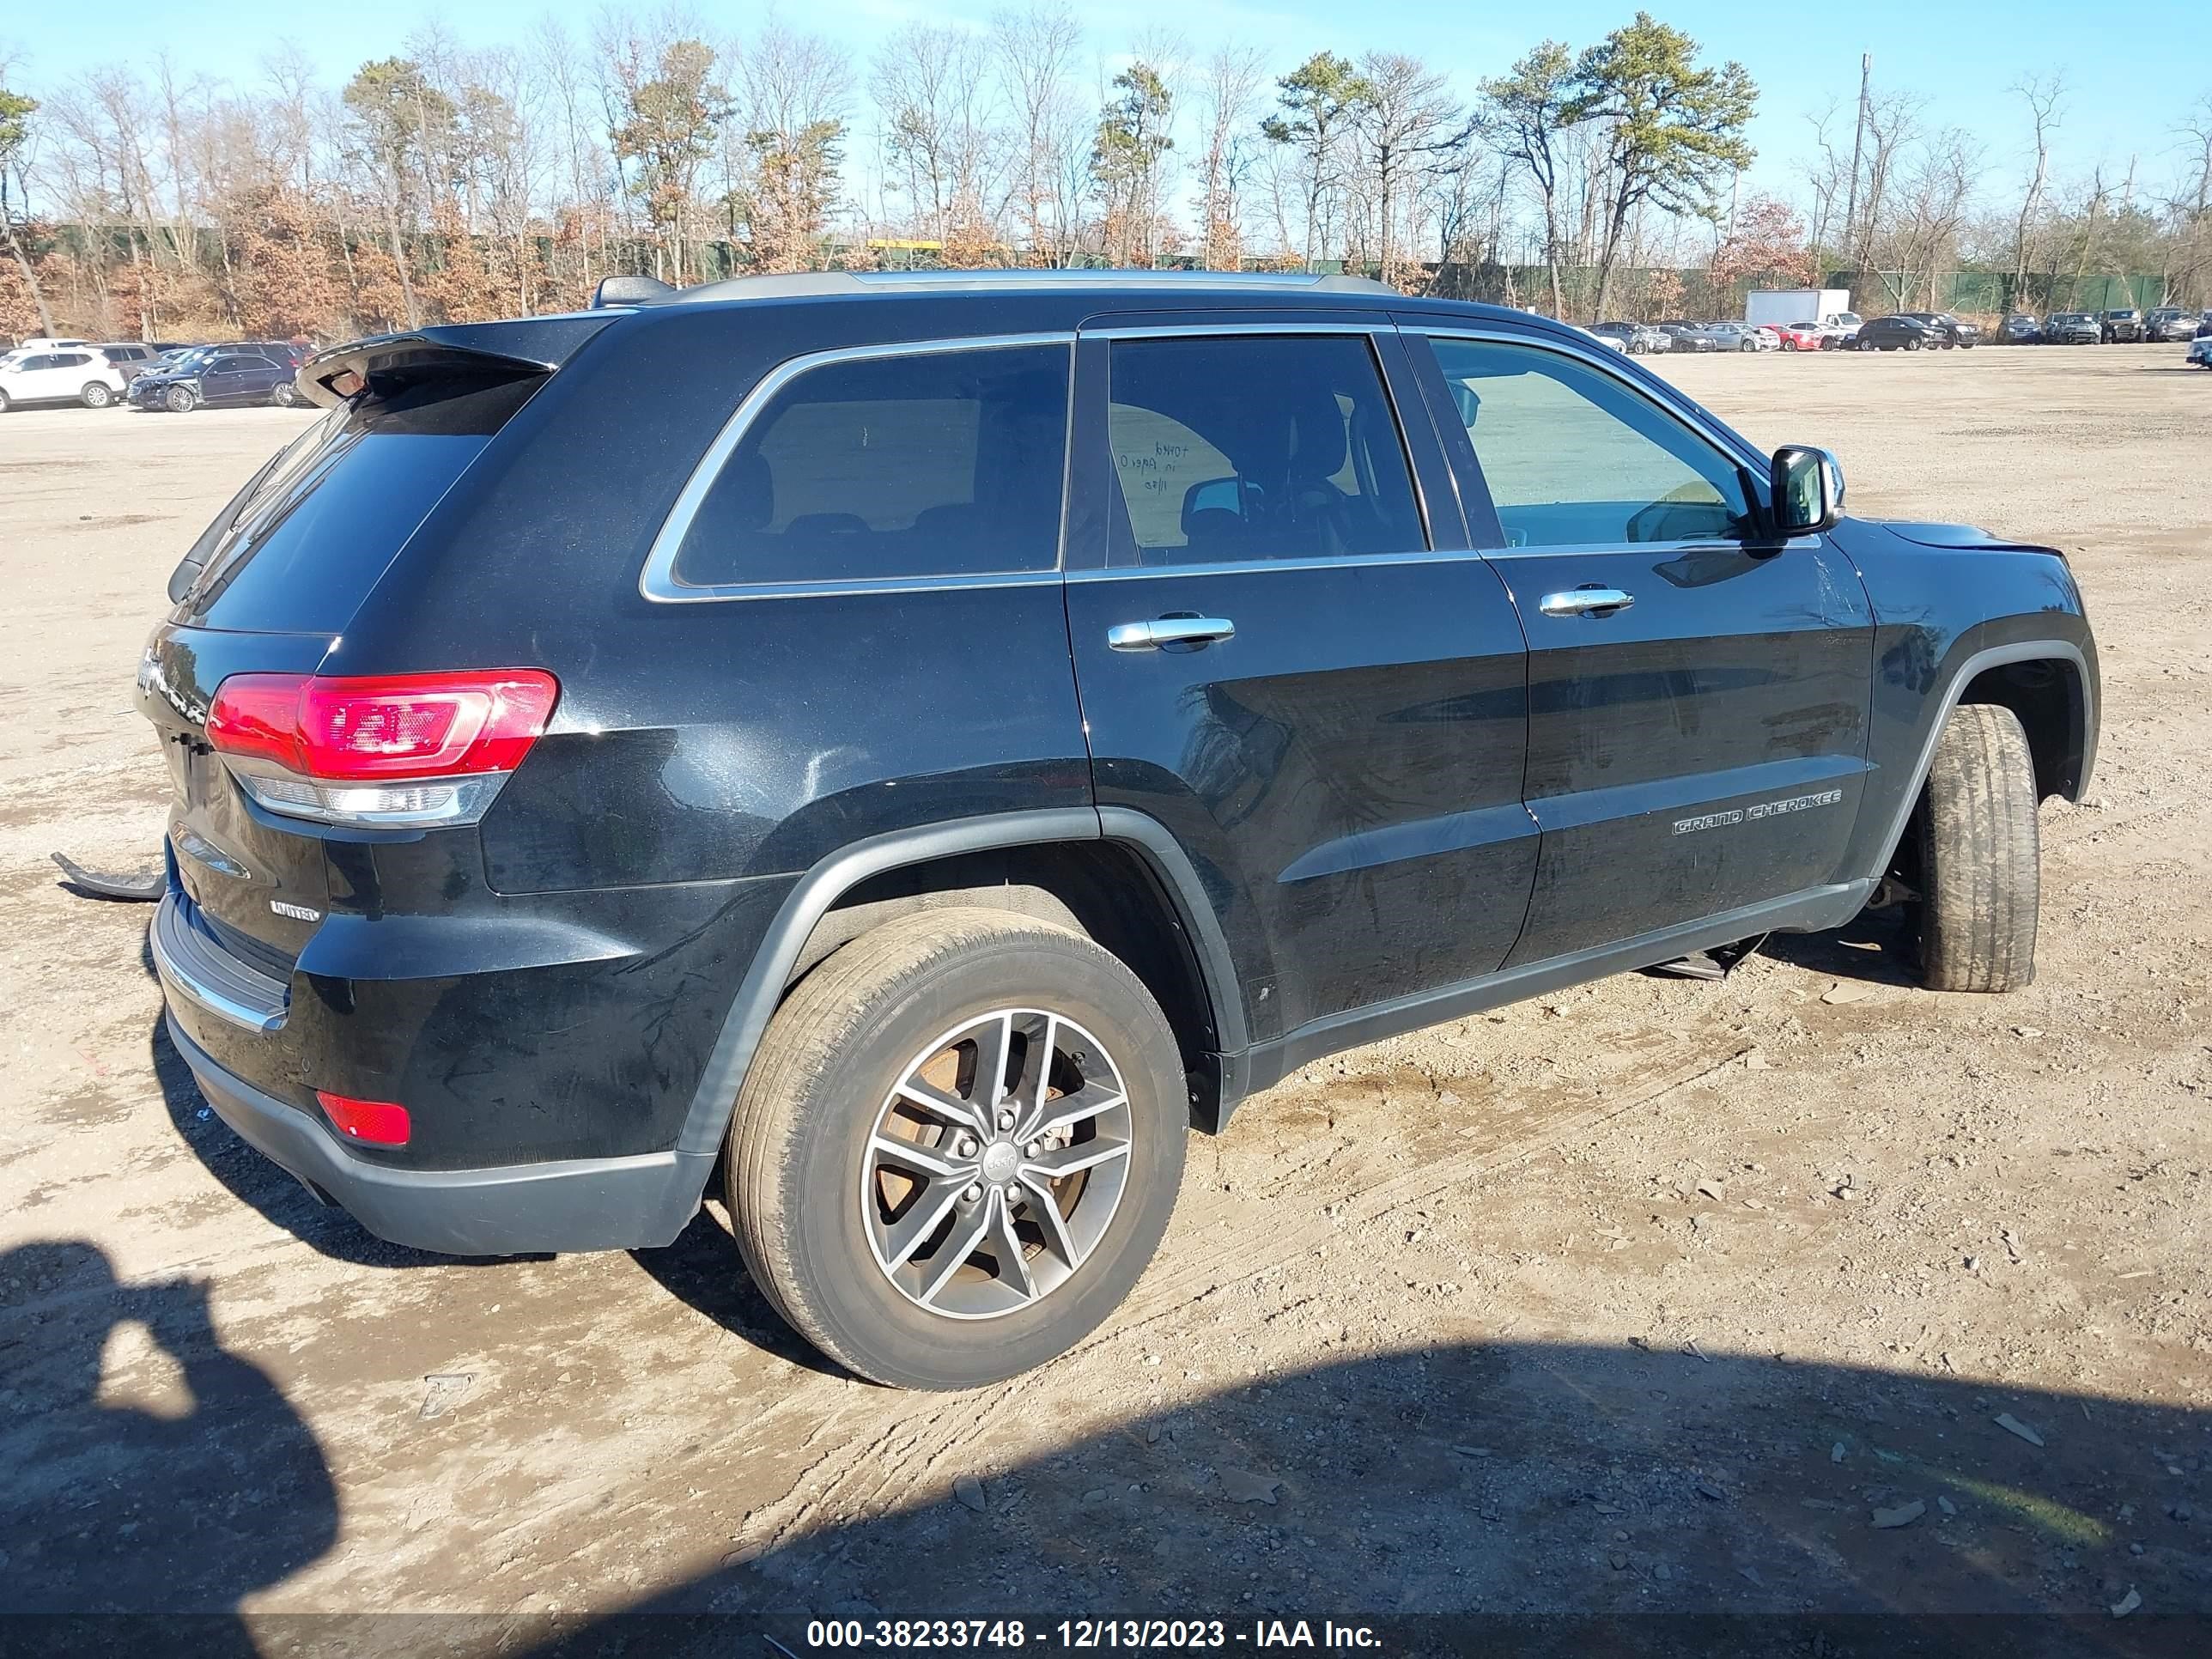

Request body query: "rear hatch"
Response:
[141, 325, 602, 979]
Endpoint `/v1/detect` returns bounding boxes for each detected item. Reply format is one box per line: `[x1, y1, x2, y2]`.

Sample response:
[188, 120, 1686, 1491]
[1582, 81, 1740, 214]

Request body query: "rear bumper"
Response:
[165, 1013, 711, 1255]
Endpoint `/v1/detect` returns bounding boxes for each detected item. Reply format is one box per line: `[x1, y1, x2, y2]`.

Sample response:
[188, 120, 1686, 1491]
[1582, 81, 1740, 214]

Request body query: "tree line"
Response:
[0, 9, 2206, 344]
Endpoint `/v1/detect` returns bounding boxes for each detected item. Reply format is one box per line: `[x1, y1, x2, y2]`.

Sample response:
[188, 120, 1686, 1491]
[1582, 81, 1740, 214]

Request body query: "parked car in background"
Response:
[2144, 307, 2197, 343]
[1582, 325, 1630, 352]
[93, 343, 161, 382]
[1995, 314, 2041, 344]
[2044, 312, 2101, 344]
[1705, 322, 1776, 351]
[1654, 322, 1715, 353]
[141, 268, 2101, 1389]
[2099, 309, 2144, 343]
[1818, 313, 1865, 348]
[0, 347, 129, 410]
[1856, 315, 1942, 351]
[1771, 321, 1827, 351]
[1586, 322, 1668, 355]
[1, 335, 91, 358]
[129, 344, 304, 411]
[2190, 333, 2212, 368]
[1898, 312, 1978, 349]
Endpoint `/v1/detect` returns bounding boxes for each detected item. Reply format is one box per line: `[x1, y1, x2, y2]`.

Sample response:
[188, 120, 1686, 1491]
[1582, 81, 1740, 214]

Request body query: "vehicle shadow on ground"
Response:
[526, 1339, 2209, 1654]
[146, 1017, 543, 1272]
[1759, 905, 1922, 986]
[137, 928, 544, 1270]
[628, 1208, 848, 1380]
[0, 1239, 336, 1644]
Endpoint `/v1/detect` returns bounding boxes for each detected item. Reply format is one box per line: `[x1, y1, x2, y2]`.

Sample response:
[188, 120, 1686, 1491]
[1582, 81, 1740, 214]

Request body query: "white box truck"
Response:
[1746, 289, 1853, 329]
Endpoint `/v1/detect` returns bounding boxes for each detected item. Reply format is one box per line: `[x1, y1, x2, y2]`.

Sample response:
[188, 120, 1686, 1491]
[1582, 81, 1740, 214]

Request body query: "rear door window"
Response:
[670, 343, 1069, 590]
[180, 374, 541, 634]
[1103, 333, 1425, 566]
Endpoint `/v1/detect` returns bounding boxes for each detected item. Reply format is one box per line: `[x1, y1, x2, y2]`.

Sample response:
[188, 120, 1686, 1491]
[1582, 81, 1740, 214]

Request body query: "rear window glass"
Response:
[672, 343, 1069, 589]
[182, 374, 539, 634]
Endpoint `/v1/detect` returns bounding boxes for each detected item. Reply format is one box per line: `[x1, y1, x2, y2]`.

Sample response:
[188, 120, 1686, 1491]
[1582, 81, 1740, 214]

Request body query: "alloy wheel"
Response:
[861, 1007, 1133, 1321]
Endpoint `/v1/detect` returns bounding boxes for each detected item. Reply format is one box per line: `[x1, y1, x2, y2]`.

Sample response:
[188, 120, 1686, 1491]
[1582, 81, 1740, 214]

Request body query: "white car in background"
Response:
[0, 346, 130, 411]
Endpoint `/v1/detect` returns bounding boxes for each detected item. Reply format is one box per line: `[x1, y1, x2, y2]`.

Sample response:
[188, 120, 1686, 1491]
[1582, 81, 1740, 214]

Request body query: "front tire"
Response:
[726, 907, 1187, 1389]
[165, 385, 198, 414]
[1914, 704, 2039, 993]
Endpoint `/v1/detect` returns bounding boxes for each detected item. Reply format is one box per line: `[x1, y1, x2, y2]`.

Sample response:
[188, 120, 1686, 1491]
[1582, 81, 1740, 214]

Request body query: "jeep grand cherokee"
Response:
[145, 270, 2100, 1389]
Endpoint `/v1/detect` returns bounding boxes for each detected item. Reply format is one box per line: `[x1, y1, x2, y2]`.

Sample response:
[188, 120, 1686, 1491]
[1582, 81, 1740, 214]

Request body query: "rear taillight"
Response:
[316, 1090, 410, 1146]
[207, 669, 558, 830]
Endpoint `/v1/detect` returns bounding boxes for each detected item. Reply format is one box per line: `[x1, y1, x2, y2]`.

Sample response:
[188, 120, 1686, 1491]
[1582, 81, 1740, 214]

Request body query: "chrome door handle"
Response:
[1107, 617, 1237, 651]
[1538, 586, 1636, 617]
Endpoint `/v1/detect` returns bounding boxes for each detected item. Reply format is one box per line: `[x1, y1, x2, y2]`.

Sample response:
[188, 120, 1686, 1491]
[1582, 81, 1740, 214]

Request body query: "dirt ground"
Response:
[2, 345, 2209, 1647]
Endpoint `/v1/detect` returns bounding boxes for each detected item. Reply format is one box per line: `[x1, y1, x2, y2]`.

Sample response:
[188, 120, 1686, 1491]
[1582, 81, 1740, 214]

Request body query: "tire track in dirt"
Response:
[1079, 1044, 1752, 1354]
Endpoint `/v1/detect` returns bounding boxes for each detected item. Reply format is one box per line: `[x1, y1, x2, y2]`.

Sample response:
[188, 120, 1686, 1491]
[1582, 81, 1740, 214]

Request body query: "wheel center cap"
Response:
[981, 1141, 1019, 1182]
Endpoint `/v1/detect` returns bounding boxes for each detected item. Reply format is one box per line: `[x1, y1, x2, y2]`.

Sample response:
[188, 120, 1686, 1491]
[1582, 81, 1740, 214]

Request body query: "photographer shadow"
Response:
[0, 1240, 337, 1641]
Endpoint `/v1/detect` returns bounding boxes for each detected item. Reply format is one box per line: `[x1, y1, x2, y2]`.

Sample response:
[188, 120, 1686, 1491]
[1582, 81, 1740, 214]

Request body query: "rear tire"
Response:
[1914, 704, 2040, 993]
[80, 382, 113, 409]
[0, 387, 11, 413]
[270, 381, 299, 408]
[726, 907, 1187, 1389]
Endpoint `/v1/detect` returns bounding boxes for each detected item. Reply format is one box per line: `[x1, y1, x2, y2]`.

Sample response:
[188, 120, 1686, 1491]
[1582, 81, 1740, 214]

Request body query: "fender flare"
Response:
[669, 806, 1247, 1161]
[1860, 639, 2095, 885]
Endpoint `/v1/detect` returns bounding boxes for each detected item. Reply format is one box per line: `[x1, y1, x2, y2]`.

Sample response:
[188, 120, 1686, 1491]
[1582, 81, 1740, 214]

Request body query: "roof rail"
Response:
[652, 268, 1402, 305]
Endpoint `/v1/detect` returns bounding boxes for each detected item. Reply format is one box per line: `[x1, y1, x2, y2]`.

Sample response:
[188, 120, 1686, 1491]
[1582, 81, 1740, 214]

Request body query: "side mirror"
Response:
[1771, 445, 1844, 535]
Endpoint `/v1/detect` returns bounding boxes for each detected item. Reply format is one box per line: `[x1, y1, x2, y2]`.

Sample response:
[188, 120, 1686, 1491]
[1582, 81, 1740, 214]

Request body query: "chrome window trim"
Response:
[1080, 320, 1385, 341]
[1406, 323, 1771, 478]
[1462, 535, 1824, 563]
[640, 331, 1078, 605]
[1066, 548, 1465, 582]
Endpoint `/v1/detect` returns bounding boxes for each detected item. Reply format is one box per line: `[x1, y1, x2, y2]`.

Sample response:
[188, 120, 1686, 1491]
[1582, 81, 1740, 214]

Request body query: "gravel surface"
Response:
[1, 345, 2206, 1638]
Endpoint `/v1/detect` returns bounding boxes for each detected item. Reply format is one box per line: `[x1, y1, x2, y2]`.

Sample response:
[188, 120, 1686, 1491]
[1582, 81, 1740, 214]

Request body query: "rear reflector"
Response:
[315, 1090, 410, 1146]
[207, 669, 558, 829]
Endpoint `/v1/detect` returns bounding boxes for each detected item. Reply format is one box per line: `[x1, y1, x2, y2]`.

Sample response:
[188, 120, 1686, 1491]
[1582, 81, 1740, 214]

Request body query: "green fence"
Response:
[1830, 270, 2174, 318]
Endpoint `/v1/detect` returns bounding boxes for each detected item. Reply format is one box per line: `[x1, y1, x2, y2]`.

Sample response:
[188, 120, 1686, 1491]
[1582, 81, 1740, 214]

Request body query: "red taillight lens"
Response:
[315, 1091, 410, 1146]
[208, 671, 559, 781]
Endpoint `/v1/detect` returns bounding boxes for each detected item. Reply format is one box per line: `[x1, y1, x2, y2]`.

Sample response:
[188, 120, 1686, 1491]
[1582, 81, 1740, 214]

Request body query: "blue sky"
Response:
[4, 0, 2206, 200]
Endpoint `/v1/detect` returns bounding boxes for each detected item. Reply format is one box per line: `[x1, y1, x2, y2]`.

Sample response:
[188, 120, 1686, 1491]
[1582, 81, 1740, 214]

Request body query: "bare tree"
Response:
[1192, 44, 1264, 269]
[1352, 52, 1452, 283]
[990, 4, 1085, 265]
[2009, 76, 2063, 306]
[872, 25, 999, 252]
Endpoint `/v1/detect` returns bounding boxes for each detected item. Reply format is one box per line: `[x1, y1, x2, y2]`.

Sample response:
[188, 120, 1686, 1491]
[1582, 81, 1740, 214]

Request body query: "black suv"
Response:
[1899, 311, 1979, 348]
[130, 342, 307, 411]
[143, 272, 2100, 1389]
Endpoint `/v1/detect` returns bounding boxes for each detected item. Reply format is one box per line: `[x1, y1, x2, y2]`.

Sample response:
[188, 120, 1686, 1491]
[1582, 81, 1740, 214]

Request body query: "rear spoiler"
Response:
[297, 315, 620, 409]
